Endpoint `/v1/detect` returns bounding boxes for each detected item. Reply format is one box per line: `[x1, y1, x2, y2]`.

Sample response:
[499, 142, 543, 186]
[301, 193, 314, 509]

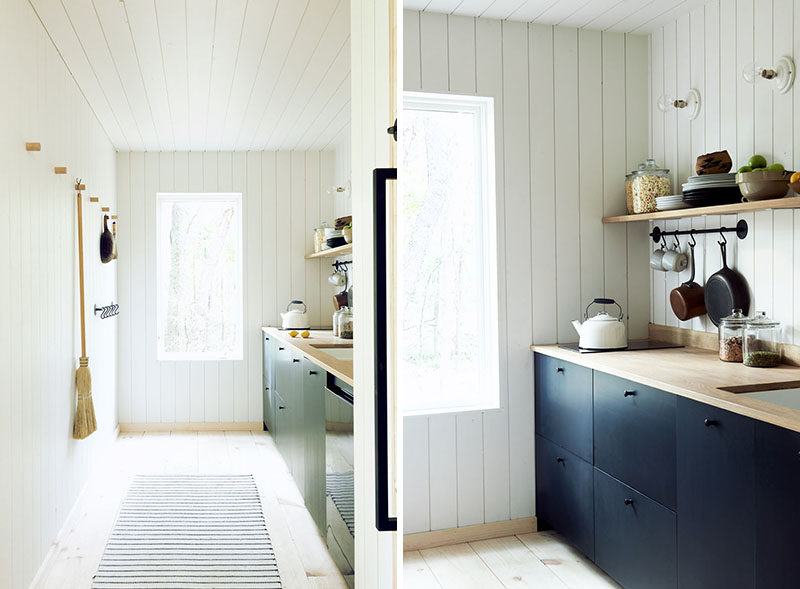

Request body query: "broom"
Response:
[73, 181, 97, 439]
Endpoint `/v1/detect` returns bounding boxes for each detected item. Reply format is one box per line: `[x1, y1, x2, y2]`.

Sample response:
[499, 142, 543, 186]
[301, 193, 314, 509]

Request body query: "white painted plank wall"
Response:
[0, 0, 118, 586]
[117, 150, 342, 424]
[403, 9, 651, 534]
[650, 0, 800, 339]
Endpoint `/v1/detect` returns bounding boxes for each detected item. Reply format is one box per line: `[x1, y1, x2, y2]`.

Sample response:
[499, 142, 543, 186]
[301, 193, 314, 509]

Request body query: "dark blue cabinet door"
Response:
[677, 397, 755, 589]
[594, 371, 676, 509]
[755, 421, 800, 588]
[535, 434, 594, 559]
[594, 469, 677, 589]
[534, 353, 593, 461]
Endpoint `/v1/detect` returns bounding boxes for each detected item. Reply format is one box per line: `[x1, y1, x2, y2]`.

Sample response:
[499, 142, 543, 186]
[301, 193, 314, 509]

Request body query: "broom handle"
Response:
[77, 190, 87, 358]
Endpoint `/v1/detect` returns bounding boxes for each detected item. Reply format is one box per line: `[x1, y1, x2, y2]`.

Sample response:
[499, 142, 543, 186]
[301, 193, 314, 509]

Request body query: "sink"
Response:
[310, 344, 353, 361]
[720, 381, 800, 411]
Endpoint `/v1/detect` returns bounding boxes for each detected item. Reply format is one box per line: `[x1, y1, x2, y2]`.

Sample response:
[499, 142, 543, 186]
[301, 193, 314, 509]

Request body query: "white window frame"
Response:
[156, 192, 244, 362]
[402, 91, 501, 416]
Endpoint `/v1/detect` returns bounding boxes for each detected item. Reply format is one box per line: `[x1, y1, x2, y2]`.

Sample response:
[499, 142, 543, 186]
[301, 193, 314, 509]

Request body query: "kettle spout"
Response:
[571, 319, 583, 335]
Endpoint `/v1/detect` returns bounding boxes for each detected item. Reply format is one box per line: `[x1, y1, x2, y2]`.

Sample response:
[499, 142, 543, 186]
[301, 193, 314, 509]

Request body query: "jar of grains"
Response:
[743, 312, 782, 368]
[631, 159, 671, 214]
[338, 307, 353, 340]
[718, 309, 746, 362]
[625, 163, 645, 214]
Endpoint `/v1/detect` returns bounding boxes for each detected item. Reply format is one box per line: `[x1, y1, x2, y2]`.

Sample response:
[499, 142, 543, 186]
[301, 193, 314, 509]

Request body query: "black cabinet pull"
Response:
[624, 498, 633, 505]
[292, 358, 300, 363]
[556, 367, 564, 373]
[309, 370, 318, 375]
[623, 390, 636, 397]
[278, 405, 286, 410]
[704, 418, 717, 427]
[556, 457, 565, 463]
[278, 347, 285, 351]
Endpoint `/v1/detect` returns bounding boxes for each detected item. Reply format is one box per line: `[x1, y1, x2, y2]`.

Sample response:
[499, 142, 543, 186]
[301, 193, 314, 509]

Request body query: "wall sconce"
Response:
[326, 180, 351, 197]
[657, 88, 702, 120]
[742, 56, 795, 94]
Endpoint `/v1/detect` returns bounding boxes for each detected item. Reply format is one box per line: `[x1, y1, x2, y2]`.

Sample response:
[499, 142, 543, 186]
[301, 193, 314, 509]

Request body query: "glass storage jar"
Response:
[338, 307, 353, 339]
[314, 222, 330, 253]
[743, 312, 782, 367]
[718, 309, 746, 362]
[631, 159, 671, 214]
[625, 162, 645, 214]
[332, 308, 342, 336]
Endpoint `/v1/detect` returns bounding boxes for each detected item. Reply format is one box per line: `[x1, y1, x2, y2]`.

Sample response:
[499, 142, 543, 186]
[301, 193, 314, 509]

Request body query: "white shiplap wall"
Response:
[0, 0, 118, 586]
[650, 0, 800, 341]
[116, 150, 344, 425]
[403, 10, 651, 534]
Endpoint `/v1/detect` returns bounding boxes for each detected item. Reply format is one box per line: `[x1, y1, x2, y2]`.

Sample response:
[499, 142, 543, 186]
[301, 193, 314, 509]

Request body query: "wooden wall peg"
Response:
[54, 167, 67, 174]
[89, 197, 99, 203]
[26, 142, 41, 151]
[111, 215, 118, 220]
[75, 183, 86, 191]
[101, 206, 110, 212]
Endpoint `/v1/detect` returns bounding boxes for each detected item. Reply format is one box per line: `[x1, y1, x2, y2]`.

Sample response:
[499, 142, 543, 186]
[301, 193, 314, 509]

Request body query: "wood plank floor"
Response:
[404, 531, 620, 588]
[32, 430, 347, 589]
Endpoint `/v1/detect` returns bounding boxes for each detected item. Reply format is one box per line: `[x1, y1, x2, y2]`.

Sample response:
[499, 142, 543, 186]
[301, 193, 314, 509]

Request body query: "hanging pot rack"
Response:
[650, 219, 748, 244]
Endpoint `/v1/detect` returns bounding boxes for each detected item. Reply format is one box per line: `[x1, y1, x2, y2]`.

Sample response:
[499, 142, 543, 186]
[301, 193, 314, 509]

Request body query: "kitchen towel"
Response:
[92, 474, 281, 589]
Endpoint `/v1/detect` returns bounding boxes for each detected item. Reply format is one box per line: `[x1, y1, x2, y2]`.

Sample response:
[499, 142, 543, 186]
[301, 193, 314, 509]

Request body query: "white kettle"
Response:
[281, 300, 310, 330]
[571, 298, 628, 351]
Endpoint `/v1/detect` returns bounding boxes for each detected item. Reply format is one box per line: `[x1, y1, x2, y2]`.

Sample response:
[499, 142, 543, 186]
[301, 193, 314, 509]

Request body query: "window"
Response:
[156, 193, 243, 361]
[400, 92, 499, 415]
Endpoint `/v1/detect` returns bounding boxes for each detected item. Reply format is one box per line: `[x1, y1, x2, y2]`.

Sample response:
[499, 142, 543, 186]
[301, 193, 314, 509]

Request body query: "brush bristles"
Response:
[74, 363, 97, 439]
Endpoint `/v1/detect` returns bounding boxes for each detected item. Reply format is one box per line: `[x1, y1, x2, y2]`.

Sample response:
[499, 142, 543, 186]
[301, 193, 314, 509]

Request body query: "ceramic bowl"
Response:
[736, 169, 792, 201]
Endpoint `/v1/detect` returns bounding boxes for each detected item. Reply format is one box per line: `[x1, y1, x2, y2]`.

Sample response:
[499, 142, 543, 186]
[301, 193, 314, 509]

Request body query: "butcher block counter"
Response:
[263, 327, 353, 386]
[532, 343, 800, 434]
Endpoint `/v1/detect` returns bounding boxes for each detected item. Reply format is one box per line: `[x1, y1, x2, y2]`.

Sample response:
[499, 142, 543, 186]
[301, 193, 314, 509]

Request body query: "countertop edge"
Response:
[532, 344, 800, 434]
[264, 327, 354, 387]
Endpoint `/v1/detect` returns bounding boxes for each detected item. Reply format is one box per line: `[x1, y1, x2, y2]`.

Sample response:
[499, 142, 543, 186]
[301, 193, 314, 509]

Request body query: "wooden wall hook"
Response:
[26, 142, 41, 151]
[89, 197, 99, 203]
[111, 215, 118, 220]
[101, 206, 110, 212]
[54, 167, 67, 174]
[75, 183, 86, 191]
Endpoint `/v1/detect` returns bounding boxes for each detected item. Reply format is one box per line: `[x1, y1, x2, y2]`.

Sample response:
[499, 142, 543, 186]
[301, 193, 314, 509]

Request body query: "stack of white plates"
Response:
[656, 194, 689, 211]
[681, 173, 737, 192]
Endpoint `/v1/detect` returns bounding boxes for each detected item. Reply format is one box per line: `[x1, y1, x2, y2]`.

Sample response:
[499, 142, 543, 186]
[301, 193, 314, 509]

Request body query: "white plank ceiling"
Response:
[29, 0, 350, 152]
[404, 0, 713, 32]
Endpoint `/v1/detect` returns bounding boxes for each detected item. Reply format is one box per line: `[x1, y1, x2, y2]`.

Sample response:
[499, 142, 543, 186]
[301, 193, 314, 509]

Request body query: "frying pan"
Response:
[100, 215, 114, 264]
[704, 238, 750, 326]
[670, 239, 706, 321]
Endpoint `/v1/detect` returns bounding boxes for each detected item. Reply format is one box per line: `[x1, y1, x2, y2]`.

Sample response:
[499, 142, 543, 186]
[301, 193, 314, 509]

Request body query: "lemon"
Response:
[791, 172, 800, 183]
[289, 330, 299, 337]
[301, 330, 310, 338]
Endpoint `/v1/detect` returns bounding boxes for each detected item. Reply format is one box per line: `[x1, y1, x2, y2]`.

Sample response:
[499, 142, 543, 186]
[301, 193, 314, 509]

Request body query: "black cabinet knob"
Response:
[556, 457, 564, 463]
[309, 370, 318, 375]
[556, 367, 564, 373]
[278, 405, 286, 410]
[624, 498, 633, 506]
[704, 418, 717, 427]
[292, 358, 300, 363]
[279, 347, 285, 351]
[623, 390, 636, 397]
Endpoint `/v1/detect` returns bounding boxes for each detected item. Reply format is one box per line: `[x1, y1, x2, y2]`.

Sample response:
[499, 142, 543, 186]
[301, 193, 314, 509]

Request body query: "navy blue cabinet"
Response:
[535, 434, 594, 559]
[594, 371, 677, 509]
[755, 421, 800, 588]
[534, 354, 593, 462]
[594, 469, 677, 589]
[676, 397, 755, 589]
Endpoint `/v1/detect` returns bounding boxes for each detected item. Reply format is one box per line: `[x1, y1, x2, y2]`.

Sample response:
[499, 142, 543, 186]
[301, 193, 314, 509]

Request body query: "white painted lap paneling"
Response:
[402, 9, 650, 534]
[117, 150, 347, 424]
[650, 0, 800, 341]
[29, 0, 351, 151]
[0, 1, 118, 586]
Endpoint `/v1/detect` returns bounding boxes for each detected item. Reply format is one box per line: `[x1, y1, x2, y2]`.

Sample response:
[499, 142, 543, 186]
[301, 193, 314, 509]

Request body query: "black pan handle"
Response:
[374, 167, 397, 533]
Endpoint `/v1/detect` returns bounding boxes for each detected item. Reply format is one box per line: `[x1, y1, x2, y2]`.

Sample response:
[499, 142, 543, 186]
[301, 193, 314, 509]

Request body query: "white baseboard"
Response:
[403, 517, 538, 552]
[119, 421, 264, 432]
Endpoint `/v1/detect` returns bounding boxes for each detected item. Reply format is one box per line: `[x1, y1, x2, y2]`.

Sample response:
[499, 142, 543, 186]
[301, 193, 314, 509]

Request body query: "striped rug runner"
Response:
[93, 474, 281, 589]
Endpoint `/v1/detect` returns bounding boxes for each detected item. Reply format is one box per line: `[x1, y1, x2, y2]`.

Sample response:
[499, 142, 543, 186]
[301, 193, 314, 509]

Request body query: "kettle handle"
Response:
[585, 298, 623, 321]
[286, 300, 307, 313]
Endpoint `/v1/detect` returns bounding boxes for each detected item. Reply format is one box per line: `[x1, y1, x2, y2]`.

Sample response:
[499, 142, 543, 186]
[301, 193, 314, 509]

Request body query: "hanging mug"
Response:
[328, 272, 345, 287]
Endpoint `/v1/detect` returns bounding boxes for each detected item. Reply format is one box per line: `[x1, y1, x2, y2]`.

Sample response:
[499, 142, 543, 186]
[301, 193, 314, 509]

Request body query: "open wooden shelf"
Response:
[603, 196, 800, 223]
[305, 243, 352, 259]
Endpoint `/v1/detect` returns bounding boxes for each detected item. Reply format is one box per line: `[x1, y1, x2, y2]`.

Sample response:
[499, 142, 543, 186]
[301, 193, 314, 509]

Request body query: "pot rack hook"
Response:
[719, 230, 728, 246]
[660, 234, 667, 249]
[673, 234, 681, 249]
[688, 232, 697, 248]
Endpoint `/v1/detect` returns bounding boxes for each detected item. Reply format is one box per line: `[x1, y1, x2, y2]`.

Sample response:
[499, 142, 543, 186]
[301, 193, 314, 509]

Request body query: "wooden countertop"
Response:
[263, 327, 353, 386]
[532, 344, 800, 434]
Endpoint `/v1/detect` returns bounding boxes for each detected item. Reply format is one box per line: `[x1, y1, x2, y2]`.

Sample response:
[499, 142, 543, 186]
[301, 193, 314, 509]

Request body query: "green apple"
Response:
[767, 163, 785, 171]
[738, 165, 752, 173]
[749, 154, 768, 169]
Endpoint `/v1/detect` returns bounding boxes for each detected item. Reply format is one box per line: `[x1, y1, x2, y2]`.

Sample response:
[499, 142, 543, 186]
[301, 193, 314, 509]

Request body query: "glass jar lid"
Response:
[720, 308, 748, 327]
[746, 311, 780, 328]
[635, 158, 669, 175]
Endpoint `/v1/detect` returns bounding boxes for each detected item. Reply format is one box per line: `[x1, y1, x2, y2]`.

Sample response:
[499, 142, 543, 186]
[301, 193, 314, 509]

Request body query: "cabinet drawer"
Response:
[534, 353, 593, 461]
[535, 434, 594, 559]
[594, 371, 676, 509]
[755, 421, 800, 588]
[594, 469, 677, 589]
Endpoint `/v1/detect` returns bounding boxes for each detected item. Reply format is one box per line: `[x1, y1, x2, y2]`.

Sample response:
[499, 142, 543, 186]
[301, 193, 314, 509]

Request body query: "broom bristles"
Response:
[74, 359, 97, 439]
